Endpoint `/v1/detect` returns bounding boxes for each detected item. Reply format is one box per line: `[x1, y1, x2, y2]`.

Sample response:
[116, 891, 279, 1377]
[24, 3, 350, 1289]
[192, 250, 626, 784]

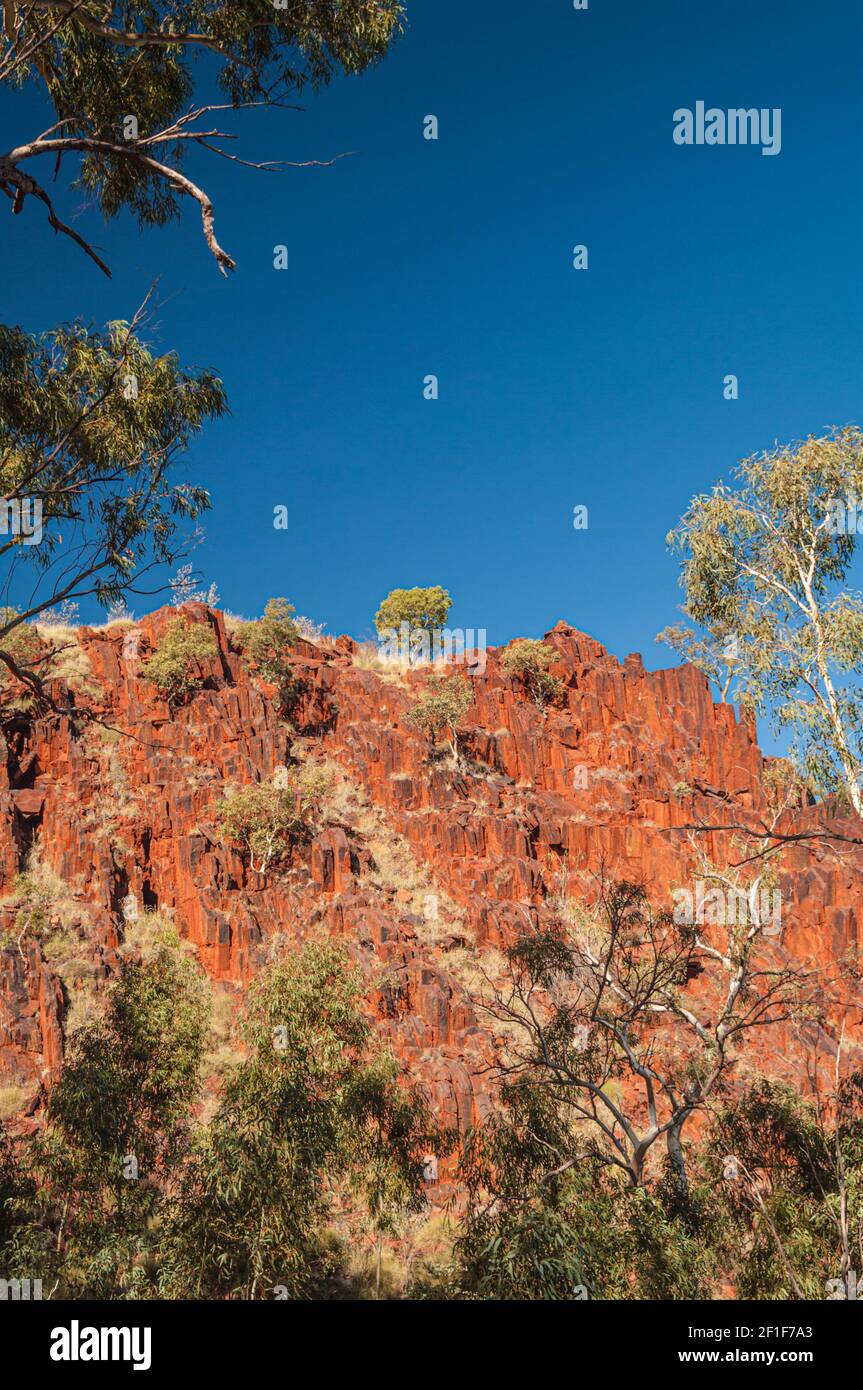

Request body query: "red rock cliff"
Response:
[1, 607, 860, 1127]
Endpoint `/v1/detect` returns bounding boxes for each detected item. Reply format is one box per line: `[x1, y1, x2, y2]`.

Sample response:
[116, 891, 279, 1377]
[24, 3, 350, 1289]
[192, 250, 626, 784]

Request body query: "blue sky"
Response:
[2, 0, 862, 684]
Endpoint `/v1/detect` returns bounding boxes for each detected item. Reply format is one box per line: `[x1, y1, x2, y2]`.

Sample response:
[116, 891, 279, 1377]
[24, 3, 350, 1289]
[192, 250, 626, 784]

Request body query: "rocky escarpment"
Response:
[1, 605, 860, 1126]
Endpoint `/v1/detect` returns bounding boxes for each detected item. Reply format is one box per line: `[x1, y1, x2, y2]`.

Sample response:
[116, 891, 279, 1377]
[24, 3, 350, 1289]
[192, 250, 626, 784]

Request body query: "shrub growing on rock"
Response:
[237, 598, 299, 698]
[405, 675, 472, 765]
[501, 639, 564, 708]
[143, 617, 218, 705]
[0, 854, 78, 957]
[217, 767, 331, 873]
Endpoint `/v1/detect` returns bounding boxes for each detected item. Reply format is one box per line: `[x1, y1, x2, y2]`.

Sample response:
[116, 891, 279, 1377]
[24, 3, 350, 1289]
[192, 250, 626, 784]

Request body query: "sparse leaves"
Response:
[404, 674, 472, 765]
[0, 313, 225, 686]
[216, 766, 330, 873]
[0, 2, 406, 273]
[143, 616, 218, 704]
[667, 428, 863, 814]
[501, 639, 564, 708]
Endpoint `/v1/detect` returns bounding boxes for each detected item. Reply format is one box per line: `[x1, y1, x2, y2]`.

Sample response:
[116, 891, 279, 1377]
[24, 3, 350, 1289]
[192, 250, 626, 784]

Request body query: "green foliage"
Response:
[0, 1123, 32, 1228]
[216, 766, 330, 872]
[374, 585, 452, 661]
[159, 941, 433, 1299]
[501, 639, 564, 707]
[657, 621, 742, 703]
[26, 929, 209, 1298]
[1, 4, 405, 272]
[404, 674, 472, 762]
[143, 616, 218, 704]
[667, 427, 863, 813]
[237, 598, 299, 700]
[0, 936, 434, 1301]
[0, 319, 225, 637]
[447, 1086, 721, 1301]
[710, 1076, 863, 1300]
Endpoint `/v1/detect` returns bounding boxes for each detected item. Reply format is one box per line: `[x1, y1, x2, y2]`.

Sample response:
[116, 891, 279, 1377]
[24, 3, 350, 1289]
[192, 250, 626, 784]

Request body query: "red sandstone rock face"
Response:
[0, 606, 860, 1126]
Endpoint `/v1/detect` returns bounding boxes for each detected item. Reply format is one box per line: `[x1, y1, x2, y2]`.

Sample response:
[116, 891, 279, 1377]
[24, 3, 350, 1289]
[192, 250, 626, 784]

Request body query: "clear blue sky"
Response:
[2, 0, 862, 671]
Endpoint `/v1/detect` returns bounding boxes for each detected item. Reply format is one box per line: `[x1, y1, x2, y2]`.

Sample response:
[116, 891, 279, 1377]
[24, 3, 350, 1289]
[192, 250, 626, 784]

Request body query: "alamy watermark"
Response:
[826, 1270, 859, 1300]
[673, 102, 782, 157]
[0, 498, 42, 546]
[50, 1322, 152, 1371]
[672, 879, 782, 936]
[825, 495, 863, 535]
[0, 1276, 42, 1300]
[377, 621, 487, 674]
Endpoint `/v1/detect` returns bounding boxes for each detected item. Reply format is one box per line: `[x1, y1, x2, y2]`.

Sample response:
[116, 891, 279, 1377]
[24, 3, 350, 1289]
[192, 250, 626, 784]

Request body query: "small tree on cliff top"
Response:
[665, 427, 863, 815]
[375, 586, 451, 663]
[237, 598, 299, 703]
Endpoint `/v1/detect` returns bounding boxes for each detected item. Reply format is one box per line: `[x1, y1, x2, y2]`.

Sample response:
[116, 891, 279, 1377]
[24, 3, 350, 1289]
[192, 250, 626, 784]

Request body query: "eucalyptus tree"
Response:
[665, 428, 863, 816]
[160, 941, 434, 1300]
[475, 873, 814, 1194]
[0, 1, 405, 275]
[0, 298, 226, 693]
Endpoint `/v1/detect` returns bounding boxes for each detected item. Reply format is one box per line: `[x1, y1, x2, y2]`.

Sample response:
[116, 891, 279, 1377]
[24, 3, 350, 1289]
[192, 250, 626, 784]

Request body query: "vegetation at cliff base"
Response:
[0, 934, 435, 1300]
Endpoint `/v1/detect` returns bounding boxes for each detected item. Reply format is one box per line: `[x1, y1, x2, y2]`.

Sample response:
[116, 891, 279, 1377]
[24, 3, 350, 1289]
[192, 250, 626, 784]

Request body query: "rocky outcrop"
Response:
[0, 606, 860, 1126]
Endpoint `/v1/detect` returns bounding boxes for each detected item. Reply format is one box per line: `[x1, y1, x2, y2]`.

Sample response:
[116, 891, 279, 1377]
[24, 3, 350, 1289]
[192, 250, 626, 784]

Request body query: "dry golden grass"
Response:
[222, 611, 246, 642]
[0, 1085, 27, 1121]
[33, 625, 104, 698]
[351, 642, 415, 687]
[195, 984, 244, 1108]
[118, 908, 193, 962]
[0, 853, 82, 936]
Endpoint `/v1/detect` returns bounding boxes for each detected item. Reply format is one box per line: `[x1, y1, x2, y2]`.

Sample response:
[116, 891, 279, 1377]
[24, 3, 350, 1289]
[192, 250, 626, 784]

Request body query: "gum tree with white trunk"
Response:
[666, 427, 863, 818]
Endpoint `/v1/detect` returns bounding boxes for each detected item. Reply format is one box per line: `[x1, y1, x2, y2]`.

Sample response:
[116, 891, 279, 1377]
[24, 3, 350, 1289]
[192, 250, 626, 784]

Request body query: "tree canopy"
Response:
[666, 428, 863, 815]
[0, 1, 405, 274]
[0, 305, 226, 691]
[374, 585, 452, 662]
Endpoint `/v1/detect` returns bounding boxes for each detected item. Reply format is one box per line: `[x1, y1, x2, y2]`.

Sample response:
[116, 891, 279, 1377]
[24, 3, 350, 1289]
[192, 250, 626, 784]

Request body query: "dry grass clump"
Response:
[0, 1085, 28, 1120]
[118, 908, 192, 962]
[33, 625, 103, 698]
[200, 985, 243, 1093]
[0, 853, 82, 953]
[221, 611, 246, 645]
[1, 854, 99, 1030]
[352, 642, 414, 687]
